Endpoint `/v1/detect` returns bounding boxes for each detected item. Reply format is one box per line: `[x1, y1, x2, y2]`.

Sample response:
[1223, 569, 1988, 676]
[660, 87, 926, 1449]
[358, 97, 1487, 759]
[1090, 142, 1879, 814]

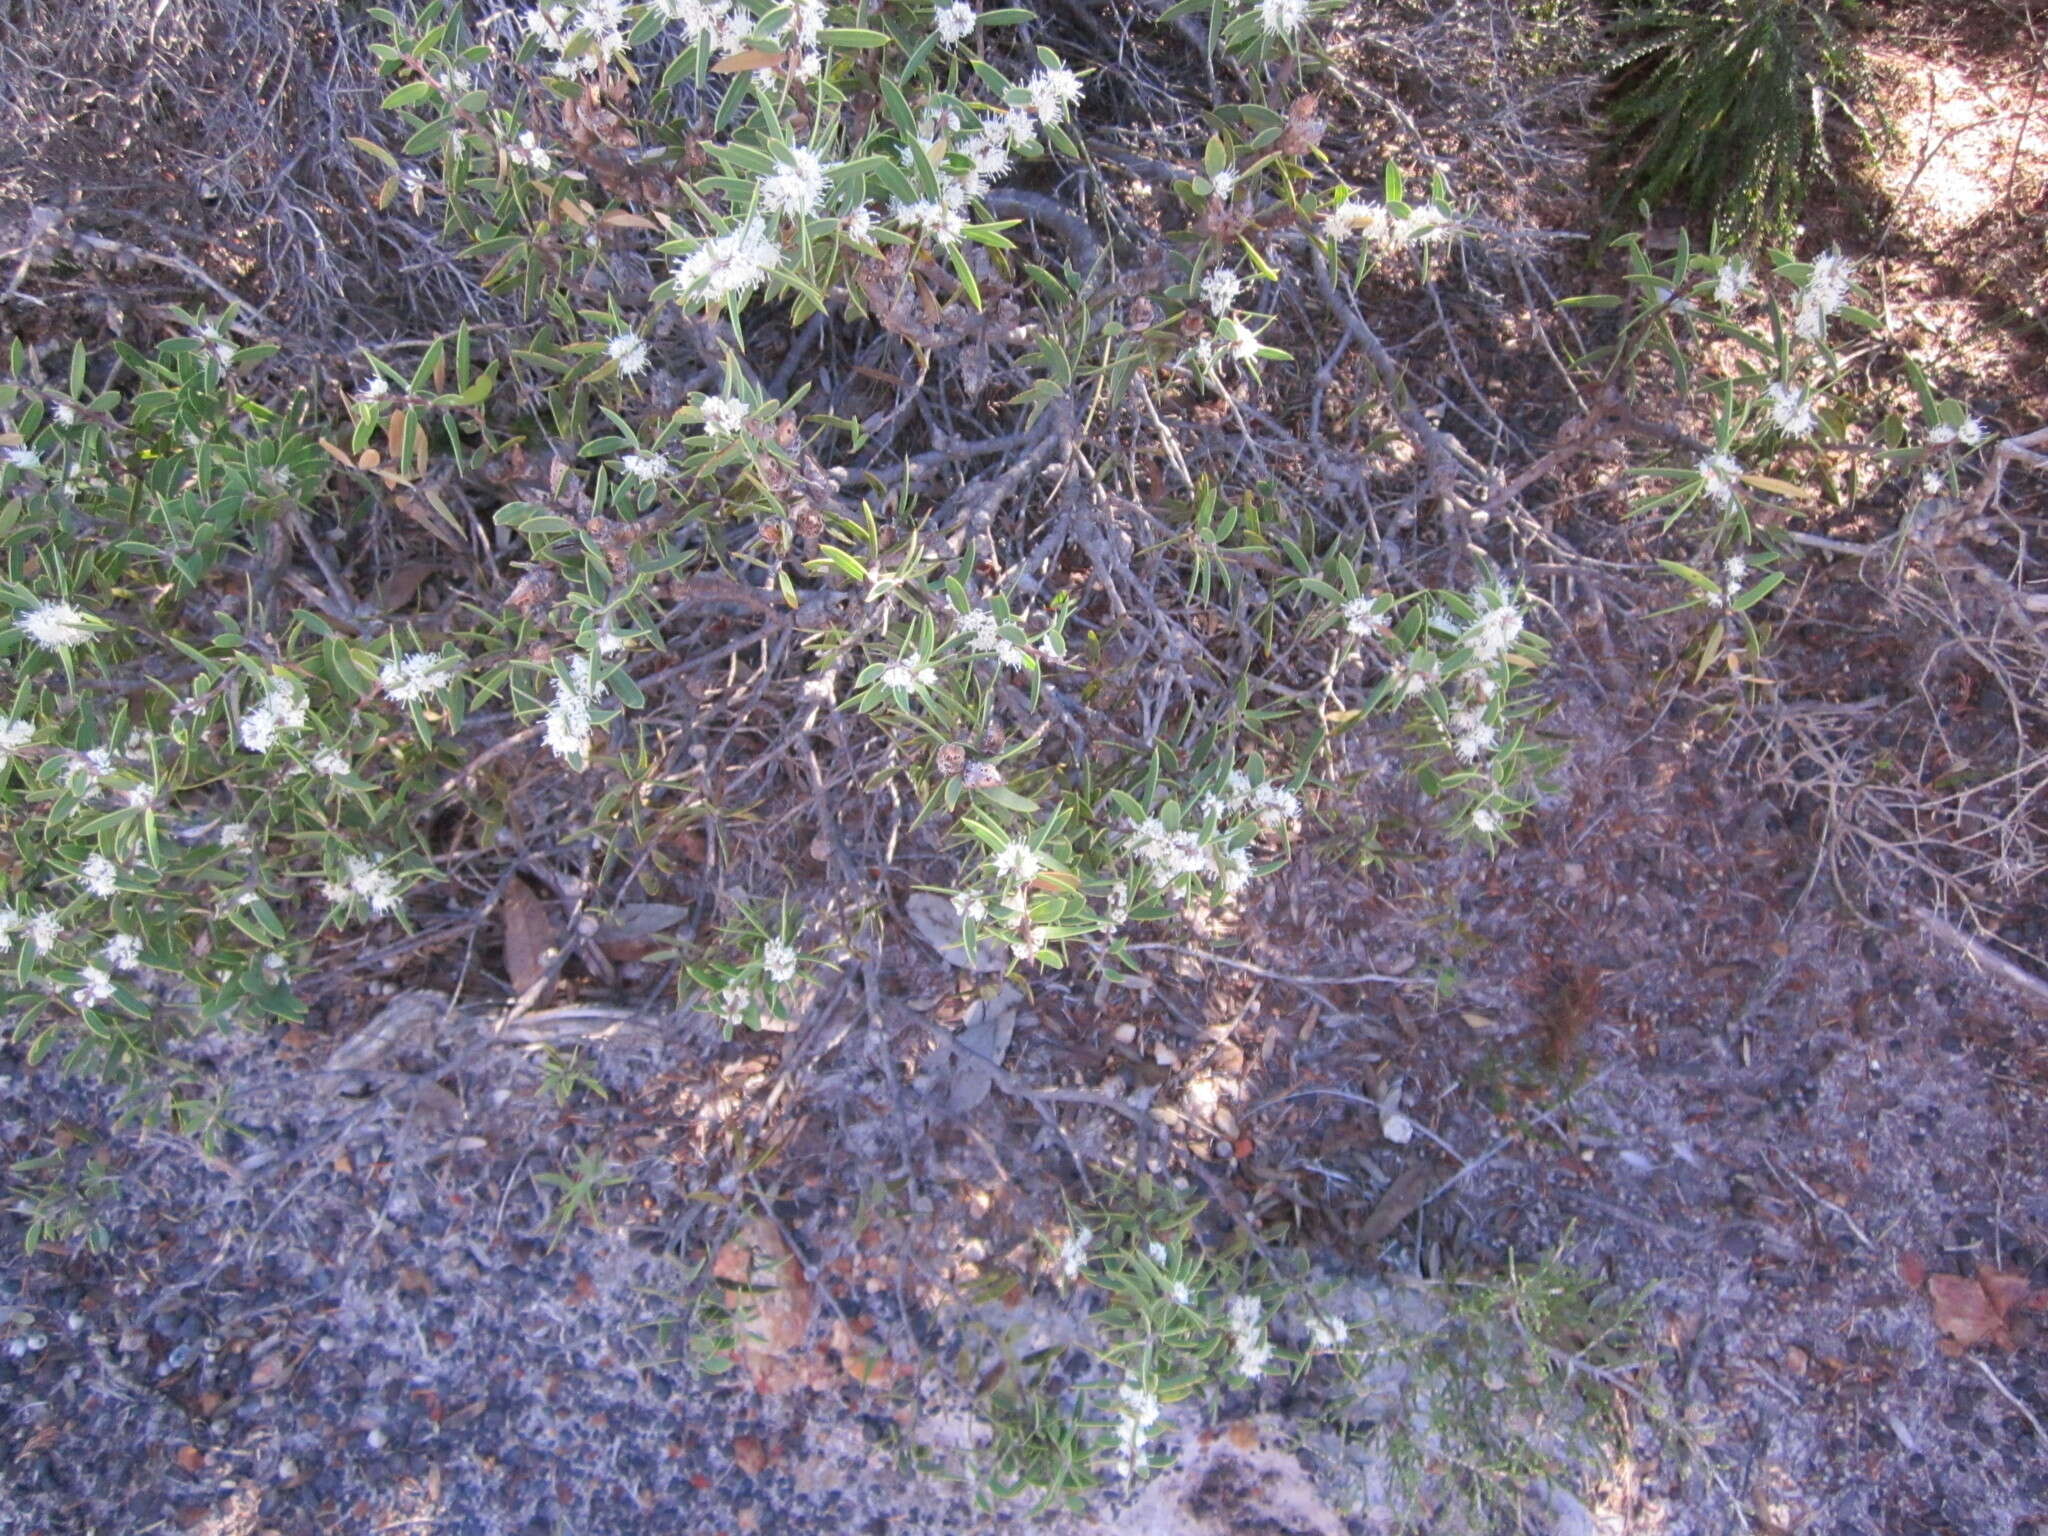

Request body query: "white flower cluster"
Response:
[379, 651, 462, 705]
[507, 130, 554, 173]
[322, 854, 404, 916]
[955, 607, 1030, 669]
[606, 330, 649, 378]
[1305, 1312, 1349, 1351]
[671, 218, 782, 308]
[760, 937, 799, 986]
[1201, 769, 1300, 833]
[1321, 196, 1450, 249]
[545, 655, 604, 765]
[16, 600, 96, 652]
[1200, 266, 1245, 317]
[1130, 815, 1254, 897]
[1449, 703, 1499, 763]
[759, 146, 832, 222]
[1461, 588, 1526, 665]
[78, 853, 120, 900]
[238, 678, 310, 753]
[0, 716, 34, 766]
[1056, 1225, 1093, 1282]
[1927, 416, 1990, 448]
[1, 907, 62, 956]
[1713, 256, 1754, 307]
[1225, 1293, 1273, 1378]
[933, 1, 976, 45]
[619, 450, 672, 482]
[1764, 381, 1817, 439]
[524, 0, 630, 75]
[881, 652, 938, 694]
[1258, 0, 1310, 36]
[1793, 250, 1854, 342]
[1695, 450, 1744, 509]
[1340, 594, 1389, 638]
[698, 395, 751, 438]
[1112, 1378, 1162, 1462]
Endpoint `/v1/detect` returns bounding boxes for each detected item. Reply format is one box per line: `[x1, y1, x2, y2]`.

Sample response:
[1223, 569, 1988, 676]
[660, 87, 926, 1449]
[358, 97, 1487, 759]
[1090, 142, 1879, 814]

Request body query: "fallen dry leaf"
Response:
[501, 876, 556, 999]
[1924, 1262, 2044, 1354]
[714, 1217, 826, 1394]
[730, 1434, 769, 1476]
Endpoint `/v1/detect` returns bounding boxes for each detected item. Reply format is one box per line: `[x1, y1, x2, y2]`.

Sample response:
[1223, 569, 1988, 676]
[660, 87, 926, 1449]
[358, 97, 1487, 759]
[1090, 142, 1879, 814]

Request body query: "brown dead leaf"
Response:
[730, 1434, 769, 1476]
[1926, 1263, 2044, 1354]
[501, 876, 556, 999]
[714, 1217, 823, 1393]
[245, 1349, 290, 1393]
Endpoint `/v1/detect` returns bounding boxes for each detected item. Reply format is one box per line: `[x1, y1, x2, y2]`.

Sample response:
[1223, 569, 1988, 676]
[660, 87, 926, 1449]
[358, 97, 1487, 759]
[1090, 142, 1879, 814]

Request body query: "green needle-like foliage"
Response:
[1602, 0, 1863, 239]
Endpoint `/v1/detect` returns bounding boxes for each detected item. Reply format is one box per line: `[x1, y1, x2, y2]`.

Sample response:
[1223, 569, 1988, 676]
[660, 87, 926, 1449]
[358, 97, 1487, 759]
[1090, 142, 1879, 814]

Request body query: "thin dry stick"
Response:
[1973, 1356, 2047, 1441]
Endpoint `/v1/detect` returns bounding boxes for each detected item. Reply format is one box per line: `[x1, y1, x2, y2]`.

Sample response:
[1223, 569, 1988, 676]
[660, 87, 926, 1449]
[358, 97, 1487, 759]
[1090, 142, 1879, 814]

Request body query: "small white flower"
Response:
[357, 376, 390, 404]
[1806, 250, 1854, 315]
[53, 402, 77, 426]
[1167, 1279, 1192, 1307]
[842, 205, 877, 242]
[1340, 595, 1386, 637]
[761, 937, 799, 986]
[71, 965, 116, 1010]
[933, 1, 975, 45]
[1010, 924, 1045, 963]
[26, 911, 61, 953]
[620, 450, 672, 482]
[1209, 167, 1241, 199]
[0, 907, 19, 953]
[606, 330, 649, 378]
[994, 639, 1029, 670]
[1257, 0, 1309, 36]
[1922, 467, 1946, 496]
[671, 218, 782, 307]
[1307, 1314, 1349, 1351]
[5, 446, 41, 473]
[1714, 257, 1754, 307]
[1450, 707, 1498, 763]
[378, 651, 462, 704]
[1764, 381, 1817, 439]
[1958, 417, 1990, 447]
[79, 853, 119, 899]
[1025, 65, 1084, 124]
[0, 717, 32, 764]
[238, 679, 309, 753]
[699, 395, 751, 437]
[16, 600, 97, 651]
[1695, 451, 1744, 508]
[994, 105, 1038, 150]
[759, 146, 831, 221]
[881, 655, 938, 693]
[545, 655, 601, 765]
[1723, 554, 1750, 588]
[1321, 199, 1396, 246]
[219, 822, 253, 850]
[1056, 1225, 1092, 1281]
[400, 165, 429, 196]
[1146, 1241, 1169, 1266]
[102, 933, 144, 971]
[1113, 1377, 1162, 1457]
[344, 854, 402, 915]
[1464, 593, 1525, 664]
[1250, 781, 1299, 830]
[1380, 1108, 1415, 1144]
[952, 890, 988, 923]
[1927, 421, 1959, 446]
[310, 747, 351, 778]
[994, 840, 1042, 885]
[1200, 266, 1245, 317]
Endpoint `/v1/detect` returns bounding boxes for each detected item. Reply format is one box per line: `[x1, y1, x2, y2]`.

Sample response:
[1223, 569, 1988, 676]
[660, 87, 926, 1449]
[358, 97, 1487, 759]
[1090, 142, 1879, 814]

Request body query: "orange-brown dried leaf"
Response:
[501, 876, 555, 999]
[1927, 1264, 2040, 1354]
